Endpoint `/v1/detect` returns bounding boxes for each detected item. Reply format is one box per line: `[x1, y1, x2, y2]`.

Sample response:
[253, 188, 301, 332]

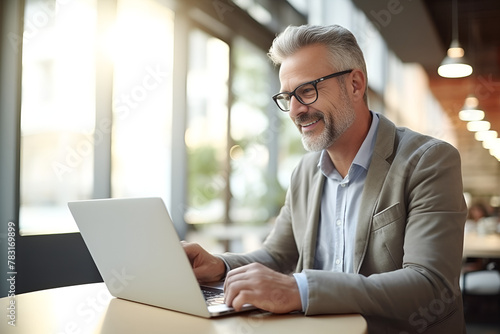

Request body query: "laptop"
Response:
[68, 197, 256, 318]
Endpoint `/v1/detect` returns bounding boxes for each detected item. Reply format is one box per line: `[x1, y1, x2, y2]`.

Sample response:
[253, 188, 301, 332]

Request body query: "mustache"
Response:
[295, 111, 324, 126]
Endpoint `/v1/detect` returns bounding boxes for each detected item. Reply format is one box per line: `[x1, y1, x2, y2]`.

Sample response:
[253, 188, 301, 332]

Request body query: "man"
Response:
[183, 24, 467, 333]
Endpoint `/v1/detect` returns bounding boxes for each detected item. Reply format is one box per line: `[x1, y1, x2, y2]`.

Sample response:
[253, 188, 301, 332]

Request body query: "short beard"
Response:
[300, 86, 355, 152]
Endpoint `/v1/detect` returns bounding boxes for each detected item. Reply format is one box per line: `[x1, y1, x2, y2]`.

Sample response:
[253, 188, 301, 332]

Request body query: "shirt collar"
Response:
[352, 111, 379, 170]
[318, 111, 380, 176]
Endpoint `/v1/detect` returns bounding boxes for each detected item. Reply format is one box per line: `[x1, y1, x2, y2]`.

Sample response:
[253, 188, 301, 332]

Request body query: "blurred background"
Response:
[1, 0, 500, 330]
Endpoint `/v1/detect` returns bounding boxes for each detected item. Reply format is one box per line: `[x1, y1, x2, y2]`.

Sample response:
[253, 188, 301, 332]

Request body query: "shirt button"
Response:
[336, 220, 342, 226]
[335, 259, 341, 265]
[340, 183, 347, 188]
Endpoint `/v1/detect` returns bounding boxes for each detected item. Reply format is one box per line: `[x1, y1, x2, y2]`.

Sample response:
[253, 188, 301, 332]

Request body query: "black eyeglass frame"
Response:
[272, 69, 353, 112]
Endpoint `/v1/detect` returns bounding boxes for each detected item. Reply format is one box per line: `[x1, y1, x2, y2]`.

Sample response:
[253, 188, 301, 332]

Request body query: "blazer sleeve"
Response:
[220, 187, 300, 274]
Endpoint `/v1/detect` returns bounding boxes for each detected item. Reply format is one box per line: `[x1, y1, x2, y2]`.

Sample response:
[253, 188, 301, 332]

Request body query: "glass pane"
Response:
[230, 37, 278, 225]
[20, 0, 97, 235]
[185, 30, 229, 225]
[230, 37, 304, 227]
[110, 0, 174, 200]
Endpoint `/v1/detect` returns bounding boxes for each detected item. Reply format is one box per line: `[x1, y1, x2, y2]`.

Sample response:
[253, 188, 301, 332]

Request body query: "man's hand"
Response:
[181, 241, 226, 283]
[223, 263, 302, 314]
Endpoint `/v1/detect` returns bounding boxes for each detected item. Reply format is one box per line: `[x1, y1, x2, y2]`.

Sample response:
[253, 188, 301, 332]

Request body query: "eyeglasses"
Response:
[272, 69, 353, 112]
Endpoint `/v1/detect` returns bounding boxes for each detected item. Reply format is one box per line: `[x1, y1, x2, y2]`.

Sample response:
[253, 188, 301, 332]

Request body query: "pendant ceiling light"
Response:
[437, 0, 473, 78]
[475, 130, 497, 142]
[459, 94, 484, 121]
[467, 120, 490, 132]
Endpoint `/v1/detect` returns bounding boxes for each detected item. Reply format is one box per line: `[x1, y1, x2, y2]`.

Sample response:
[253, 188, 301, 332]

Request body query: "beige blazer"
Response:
[222, 114, 467, 333]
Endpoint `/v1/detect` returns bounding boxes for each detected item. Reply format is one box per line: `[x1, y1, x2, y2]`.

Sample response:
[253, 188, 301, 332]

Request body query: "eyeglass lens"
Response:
[275, 82, 317, 111]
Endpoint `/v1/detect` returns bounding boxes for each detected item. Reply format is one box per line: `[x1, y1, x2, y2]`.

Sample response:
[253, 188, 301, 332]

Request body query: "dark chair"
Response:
[461, 261, 500, 323]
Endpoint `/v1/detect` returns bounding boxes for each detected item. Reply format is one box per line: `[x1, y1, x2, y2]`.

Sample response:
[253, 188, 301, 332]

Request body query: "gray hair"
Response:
[268, 24, 368, 103]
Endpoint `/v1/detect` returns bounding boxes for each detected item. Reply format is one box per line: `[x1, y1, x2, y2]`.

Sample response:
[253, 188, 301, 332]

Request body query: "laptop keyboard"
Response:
[202, 287, 225, 306]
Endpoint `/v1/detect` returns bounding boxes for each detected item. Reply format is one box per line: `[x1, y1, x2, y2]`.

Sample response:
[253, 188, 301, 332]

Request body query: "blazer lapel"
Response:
[353, 115, 396, 273]
[297, 167, 325, 271]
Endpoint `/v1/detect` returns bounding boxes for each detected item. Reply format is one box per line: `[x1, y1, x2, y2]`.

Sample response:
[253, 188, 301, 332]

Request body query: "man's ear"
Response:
[349, 69, 366, 103]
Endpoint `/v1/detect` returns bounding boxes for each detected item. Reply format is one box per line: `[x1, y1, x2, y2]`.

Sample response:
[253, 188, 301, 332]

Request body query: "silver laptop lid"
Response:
[68, 197, 211, 318]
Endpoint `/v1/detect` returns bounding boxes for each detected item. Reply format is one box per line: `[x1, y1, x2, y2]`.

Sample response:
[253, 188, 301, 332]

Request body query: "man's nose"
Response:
[288, 96, 309, 118]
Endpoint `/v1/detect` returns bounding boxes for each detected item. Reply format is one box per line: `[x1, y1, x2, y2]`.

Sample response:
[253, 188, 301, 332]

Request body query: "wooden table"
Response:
[1, 283, 367, 334]
[463, 232, 500, 258]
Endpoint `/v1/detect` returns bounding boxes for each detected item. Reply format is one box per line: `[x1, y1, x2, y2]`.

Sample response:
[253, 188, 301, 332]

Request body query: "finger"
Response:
[223, 267, 251, 293]
[225, 280, 276, 312]
[224, 280, 254, 310]
[180, 241, 196, 260]
[230, 289, 255, 311]
[182, 242, 209, 269]
[224, 270, 268, 311]
[180, 240, 192, 247]
[224, 263, 262, 291]
[224, 271, 254, 306]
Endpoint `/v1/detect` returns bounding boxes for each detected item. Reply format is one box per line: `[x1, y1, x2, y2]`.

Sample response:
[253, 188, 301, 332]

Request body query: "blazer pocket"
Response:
[372, 202, 403, 231]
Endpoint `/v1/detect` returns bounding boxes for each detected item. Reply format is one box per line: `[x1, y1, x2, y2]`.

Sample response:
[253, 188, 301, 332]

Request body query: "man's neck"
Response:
[326, 111, 372, 178]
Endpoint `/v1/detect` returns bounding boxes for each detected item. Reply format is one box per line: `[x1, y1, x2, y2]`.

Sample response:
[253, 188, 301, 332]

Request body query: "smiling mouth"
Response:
[301, 119, 320, 128]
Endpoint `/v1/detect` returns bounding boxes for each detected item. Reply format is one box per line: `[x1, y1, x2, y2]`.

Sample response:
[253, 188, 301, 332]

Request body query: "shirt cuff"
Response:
[293, 272, 309, 312]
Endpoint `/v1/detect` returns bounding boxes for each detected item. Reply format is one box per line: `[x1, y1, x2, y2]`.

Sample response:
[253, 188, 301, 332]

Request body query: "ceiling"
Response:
[424, 0, 500, 78]
[425, 0, 500, 199]
[423, 0, 500, 134]
[353, 0, 500, 198]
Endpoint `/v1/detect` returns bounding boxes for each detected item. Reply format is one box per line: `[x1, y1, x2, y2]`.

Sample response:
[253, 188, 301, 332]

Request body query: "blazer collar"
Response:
[299, 165, 325, 271]
[353, 114, 397, 272]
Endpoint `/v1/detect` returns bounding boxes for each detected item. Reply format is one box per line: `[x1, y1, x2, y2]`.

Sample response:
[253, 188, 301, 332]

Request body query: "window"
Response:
[19, 0, 174, 235]
[230, 37, 285, 224]
[20, 0, 97, 235]
[110, 0, 174, 200]
[18, 0, 300, 240]
[185, 29, 230, 225]
[184, 31, 302, 247]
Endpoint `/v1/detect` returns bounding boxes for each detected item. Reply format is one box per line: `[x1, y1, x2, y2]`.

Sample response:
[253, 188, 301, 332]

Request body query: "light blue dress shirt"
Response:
[293, 112, 379, 312]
